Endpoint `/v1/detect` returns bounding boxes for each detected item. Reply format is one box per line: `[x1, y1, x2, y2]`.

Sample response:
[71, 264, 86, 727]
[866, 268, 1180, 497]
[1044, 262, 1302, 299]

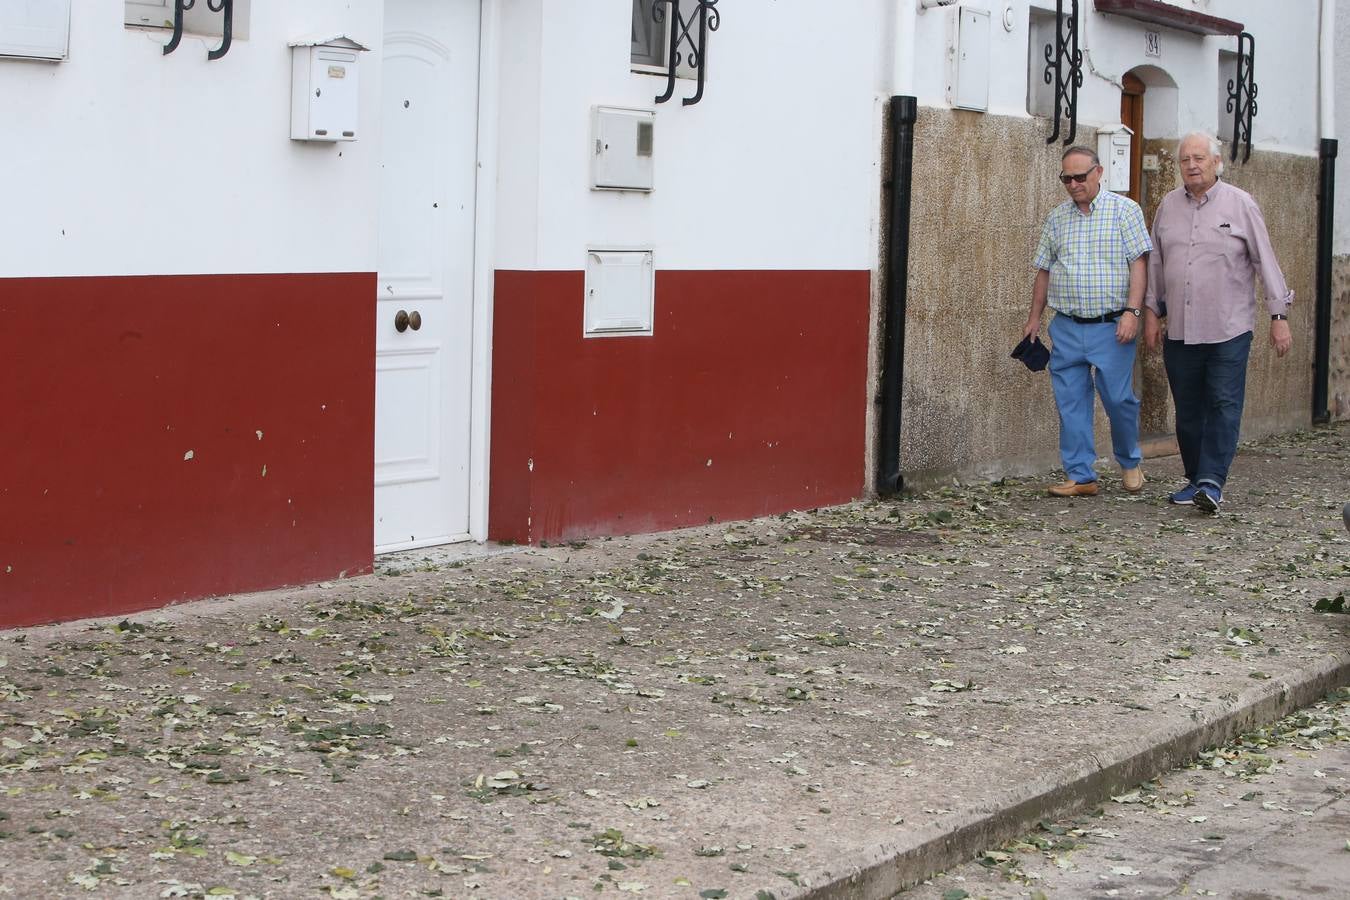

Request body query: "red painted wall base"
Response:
[489, 269, 870, 544]
[0, 274, 375, 628]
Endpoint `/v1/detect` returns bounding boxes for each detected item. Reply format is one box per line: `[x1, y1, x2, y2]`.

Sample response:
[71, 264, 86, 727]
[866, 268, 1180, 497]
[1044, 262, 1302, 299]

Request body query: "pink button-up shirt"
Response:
[1144, 179, 1293, 345]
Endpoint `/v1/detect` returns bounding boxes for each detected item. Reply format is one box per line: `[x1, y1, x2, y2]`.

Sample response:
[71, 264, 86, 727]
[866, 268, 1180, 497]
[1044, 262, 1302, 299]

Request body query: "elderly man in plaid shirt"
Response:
[1023, 145, 1153, 497]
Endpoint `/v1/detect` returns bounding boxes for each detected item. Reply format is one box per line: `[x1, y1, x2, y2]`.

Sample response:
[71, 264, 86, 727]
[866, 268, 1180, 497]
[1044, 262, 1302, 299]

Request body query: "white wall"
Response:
[6, 2, 1327, 277]
[493, 0, 887, 271]
[911, 1, 1319, 152]
[1212, 0, 1320, 152]
[0, 0, 382, 278]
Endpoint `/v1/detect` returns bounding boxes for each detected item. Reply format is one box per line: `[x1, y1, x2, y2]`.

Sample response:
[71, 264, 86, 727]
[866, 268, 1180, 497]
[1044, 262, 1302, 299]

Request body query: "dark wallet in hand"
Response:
[1011, 335, 1050, 372]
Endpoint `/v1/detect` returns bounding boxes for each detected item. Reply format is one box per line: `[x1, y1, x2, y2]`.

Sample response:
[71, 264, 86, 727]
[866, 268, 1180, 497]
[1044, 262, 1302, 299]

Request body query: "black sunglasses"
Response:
[1059, 167, 1097, 184]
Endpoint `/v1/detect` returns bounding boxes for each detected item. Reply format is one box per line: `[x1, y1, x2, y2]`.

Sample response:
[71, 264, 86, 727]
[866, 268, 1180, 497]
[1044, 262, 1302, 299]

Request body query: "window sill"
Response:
[631, 64, 695, 80]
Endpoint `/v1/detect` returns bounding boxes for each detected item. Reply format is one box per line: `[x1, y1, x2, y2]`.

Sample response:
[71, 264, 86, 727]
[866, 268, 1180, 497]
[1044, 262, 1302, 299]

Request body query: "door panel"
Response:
[375, 348, 441, 482]
[1120, 72, 1145, 205]
[374, 0, 480, 551]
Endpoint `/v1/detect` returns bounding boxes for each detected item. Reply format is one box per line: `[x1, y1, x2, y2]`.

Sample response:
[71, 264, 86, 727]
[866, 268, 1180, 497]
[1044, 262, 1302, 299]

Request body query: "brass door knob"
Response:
[394, 310, 410, 332]
[408, 310, 422, 331]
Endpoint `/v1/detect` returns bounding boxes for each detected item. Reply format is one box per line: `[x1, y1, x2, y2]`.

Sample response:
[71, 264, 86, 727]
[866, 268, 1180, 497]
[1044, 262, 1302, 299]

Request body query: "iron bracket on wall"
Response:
[1043, 0, 1083, 145]
[163, 0, 232, 60]
[652, 0, 719, 107]
[1225, 31, 1257, 163]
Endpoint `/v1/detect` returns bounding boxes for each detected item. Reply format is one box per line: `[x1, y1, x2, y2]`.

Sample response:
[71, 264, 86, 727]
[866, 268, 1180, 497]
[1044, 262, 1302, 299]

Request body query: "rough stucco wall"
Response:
[1333, 256, 1350, 421]
[900, 110, 1072, 484]
[895, 110, 1318, 486]
[1217, 152, 1318, 438]
[1136, 142, 1318, 440]
[1329, 0, 1349, 423]
[1138, 139, 1179, 441]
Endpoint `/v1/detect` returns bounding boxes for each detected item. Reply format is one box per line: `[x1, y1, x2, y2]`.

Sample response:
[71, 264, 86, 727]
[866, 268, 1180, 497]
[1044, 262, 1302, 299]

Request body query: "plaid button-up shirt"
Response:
[1033, 189, 1152, 318]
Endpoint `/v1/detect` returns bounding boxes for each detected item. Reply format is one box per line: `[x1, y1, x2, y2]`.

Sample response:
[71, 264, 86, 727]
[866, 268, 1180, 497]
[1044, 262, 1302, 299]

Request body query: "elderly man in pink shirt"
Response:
[1142, 132, 1293, 513]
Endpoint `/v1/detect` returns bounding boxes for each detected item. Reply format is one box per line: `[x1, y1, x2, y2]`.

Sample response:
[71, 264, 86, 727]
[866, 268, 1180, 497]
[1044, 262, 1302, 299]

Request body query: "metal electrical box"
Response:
[584, 249, 655, 336]
[949, 6, 990, 112]
[591, 106, 656, 192]
[1097, 126, 1133, 193]
[0, 0, 70, 61]
[290, 35, 369, 142]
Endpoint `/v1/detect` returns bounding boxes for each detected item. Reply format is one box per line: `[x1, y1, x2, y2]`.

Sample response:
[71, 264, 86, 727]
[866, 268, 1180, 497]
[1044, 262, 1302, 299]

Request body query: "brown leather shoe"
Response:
[1047, 480, 1099, 497]
[1122, 467, 1144, 493]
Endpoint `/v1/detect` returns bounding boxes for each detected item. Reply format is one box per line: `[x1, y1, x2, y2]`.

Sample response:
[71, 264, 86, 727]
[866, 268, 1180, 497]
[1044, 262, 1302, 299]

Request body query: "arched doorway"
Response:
[1119, 64, 1179, 225]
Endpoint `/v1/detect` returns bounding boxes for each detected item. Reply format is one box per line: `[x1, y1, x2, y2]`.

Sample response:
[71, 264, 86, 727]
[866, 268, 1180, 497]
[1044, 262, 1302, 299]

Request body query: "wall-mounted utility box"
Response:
[948, 5, 990, 112]
[290, 35, 369, 142]
[591, 106, 655, 192]
[1097, 125, 1133, 193]
[0, 0, 70, 62]
[584, 249, 655, 336]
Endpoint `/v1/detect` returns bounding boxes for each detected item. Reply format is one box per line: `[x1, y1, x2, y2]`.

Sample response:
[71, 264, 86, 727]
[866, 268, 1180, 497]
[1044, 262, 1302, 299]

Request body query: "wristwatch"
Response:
[1271, 314, 1288, 321]
[1124, 307, 1142, 318]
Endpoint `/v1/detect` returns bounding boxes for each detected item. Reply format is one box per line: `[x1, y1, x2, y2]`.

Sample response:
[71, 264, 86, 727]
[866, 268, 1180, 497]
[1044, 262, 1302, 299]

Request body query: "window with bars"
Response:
[631, 0, 667, 70]
[632, 0, 704, 78]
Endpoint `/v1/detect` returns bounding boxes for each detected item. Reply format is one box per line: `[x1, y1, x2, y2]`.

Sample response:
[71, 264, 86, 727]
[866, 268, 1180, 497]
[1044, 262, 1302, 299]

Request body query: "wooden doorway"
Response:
[1119, 72, 1145, 204]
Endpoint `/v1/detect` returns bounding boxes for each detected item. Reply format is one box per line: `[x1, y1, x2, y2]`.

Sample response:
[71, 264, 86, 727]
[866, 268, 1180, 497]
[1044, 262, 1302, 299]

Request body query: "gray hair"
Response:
[1061, 145, 1100, 166]
[1177, 131, 1225, 176]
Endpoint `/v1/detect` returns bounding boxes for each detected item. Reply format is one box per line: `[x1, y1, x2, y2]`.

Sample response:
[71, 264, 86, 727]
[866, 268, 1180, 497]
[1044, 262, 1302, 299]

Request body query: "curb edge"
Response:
[789, 652, 1350, 899]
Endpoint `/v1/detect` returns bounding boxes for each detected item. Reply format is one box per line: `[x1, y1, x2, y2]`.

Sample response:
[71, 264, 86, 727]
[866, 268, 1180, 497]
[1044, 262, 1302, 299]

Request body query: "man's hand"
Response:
[1143, 309, 1163, 351]
[1025, 269, 1050, 343]
[1271, 318, 1292, 357]
[1115, 310, 1140, 344]
[1022, 315, 1041, 342]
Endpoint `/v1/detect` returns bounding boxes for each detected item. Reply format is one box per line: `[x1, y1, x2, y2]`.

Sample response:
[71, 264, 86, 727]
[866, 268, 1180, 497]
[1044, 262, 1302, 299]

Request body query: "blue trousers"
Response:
[1162, 331, 1252, 489]
[1048, 315, 1142, 483]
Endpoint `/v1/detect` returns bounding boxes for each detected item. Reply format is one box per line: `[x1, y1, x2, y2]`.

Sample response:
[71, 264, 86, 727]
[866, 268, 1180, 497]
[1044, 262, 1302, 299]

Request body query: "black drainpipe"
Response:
[877, 95, 917, 496]
[1313, 137, 1337, 424]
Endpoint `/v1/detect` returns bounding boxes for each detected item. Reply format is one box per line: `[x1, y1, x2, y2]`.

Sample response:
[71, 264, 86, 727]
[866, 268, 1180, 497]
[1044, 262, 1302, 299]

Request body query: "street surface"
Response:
[904, 690, 1350, 900]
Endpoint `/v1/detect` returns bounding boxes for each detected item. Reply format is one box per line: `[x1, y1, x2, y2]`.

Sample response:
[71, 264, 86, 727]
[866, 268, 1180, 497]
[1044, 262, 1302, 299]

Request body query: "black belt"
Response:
[1066, 309, 1125, 324]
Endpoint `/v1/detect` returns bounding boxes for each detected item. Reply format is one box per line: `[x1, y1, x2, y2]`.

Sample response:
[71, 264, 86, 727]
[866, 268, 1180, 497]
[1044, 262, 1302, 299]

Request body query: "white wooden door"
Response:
[374, 0, 480, 551]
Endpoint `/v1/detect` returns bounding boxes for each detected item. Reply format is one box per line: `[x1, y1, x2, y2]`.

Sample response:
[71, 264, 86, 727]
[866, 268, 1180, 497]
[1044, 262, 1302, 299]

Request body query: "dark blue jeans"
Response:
[1162, 331, 1253, 490]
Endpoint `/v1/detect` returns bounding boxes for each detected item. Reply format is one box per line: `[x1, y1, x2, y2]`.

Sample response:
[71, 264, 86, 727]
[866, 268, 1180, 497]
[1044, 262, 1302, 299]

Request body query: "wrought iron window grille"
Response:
[1225, 31, 1256, 163]
[1043, 0, 1083, 146]
[651, 0, 719, 107]
[163, 0, 233, 60]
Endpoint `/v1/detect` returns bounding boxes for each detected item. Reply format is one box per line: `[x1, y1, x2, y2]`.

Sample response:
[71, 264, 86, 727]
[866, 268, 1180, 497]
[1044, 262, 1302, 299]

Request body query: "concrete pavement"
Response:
[903, 689, 1350, 899]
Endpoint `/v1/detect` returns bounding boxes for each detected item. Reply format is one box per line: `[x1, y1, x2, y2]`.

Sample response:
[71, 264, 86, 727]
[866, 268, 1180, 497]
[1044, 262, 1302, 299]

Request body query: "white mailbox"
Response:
[1097, 125, 1133, 193]
[290, 35, 369, 142]
[591, 106, 656, 192]
[0, 0, 70, 62]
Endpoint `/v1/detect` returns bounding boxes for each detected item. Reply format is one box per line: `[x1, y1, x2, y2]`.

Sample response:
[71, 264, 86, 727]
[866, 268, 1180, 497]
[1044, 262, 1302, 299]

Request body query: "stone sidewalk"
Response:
[1, 426, 1348, 899]
[904, 689, 1350, 898]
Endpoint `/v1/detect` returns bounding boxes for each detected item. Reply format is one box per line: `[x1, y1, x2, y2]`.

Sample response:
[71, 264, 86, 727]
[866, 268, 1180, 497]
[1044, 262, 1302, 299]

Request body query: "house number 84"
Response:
[1145, 31, 1161, 57]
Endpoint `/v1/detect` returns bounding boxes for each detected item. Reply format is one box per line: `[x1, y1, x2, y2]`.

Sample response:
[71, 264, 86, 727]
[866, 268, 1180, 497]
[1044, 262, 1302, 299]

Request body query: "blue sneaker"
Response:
[1193, 484, 1223, 513]
[1168, 483, 1199, 505]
